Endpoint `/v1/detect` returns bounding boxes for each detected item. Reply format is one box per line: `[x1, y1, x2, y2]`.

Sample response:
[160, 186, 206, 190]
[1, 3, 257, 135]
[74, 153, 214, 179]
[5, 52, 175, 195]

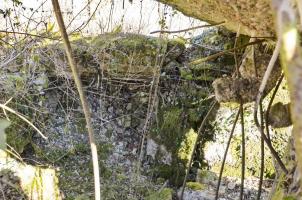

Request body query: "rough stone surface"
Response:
[146, 138, 159, 160]
[268, 102, 292, 128]
[212, 43, 282, 103]
[158, 0, 275, 37]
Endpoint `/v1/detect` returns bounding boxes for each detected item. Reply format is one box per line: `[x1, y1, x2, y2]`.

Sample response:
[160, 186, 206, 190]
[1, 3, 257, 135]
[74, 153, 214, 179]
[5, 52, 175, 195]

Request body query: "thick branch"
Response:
[51, 0, 101, 199]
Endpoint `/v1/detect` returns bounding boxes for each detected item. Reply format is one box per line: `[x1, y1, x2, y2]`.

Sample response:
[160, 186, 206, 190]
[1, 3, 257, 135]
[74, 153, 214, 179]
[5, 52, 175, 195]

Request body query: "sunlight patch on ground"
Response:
[0, 150, 61, 200]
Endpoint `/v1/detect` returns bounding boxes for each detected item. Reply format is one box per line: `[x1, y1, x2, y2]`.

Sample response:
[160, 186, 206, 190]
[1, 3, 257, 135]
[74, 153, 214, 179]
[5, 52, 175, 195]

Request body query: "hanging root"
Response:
[239, 100, 245, 200]
[253, 38, 288, 174]
[179, 100, 217, 200]
[256, 101, 265, 200]
[215, 103, 241, 200]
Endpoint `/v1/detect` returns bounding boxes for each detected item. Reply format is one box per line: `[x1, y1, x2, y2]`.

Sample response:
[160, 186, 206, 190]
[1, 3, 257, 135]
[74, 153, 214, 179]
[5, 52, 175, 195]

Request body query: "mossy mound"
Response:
[41, 33, 185, 80]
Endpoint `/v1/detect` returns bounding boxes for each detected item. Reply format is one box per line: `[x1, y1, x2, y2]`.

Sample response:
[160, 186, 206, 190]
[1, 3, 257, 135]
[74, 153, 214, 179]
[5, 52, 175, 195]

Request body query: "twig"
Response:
[66, 0, 92, 29]
[51, 1, 101, 199]
[256, 101, 265, 200]
[263, 74, 284, 193]
[136, 26, 183, 174]
[5, 143, 24, 164]
[70, 0, 102, 34]
[189, 40, 265, 66]
[264, 74, 284, 140]
[256, 115, 288, 173]
[239, 100, 245, 200]
[250, 36, 276, 39]
[0, 30, 59, 40]
[234, 25, 241, 77]
[179, 100, 217, 200]
[150, 21, 225, 34]
[0, 41, 34, 68]
[24, 0, 48, 33]
[0, 103, 47, 140]
[254, 101, 288, 174]
[215, 104, 241, 200]
[0, 38, 14, 48]
[255, 39, 281, 107]
[2, 98, 13, 121]
[265, 74, 284, 142]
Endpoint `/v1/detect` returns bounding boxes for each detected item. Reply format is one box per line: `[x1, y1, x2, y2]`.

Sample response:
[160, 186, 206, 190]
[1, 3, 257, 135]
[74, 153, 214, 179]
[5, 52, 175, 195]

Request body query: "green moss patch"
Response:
[186, 182, 206, 191]
[146, 188, 173, 200]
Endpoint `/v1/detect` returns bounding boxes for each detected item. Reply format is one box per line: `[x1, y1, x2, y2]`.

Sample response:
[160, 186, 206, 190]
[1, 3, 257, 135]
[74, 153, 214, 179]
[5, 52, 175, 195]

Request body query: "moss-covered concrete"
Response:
[42, 33, 185, 80]
[149, 80, 215, 186]
[181, 27, 237, 83]
[178, 129, 198, 166]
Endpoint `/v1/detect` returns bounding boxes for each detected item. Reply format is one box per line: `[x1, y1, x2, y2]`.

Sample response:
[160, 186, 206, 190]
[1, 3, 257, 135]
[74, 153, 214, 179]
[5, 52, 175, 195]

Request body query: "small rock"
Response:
[218, 185, 226, 195]
[33, 74, 48, 86]
[125, 159, 131, 166]
[108, 106, 114, 113]
[227, 182, 236, 190]
[126, 103, 132, 111]
[159, 145, 172, 165]
[268, 102, 292, 128]
[131, 148, 137, 155]
[178, 189, 215, 200]
[117, 119, 123, 126]
[146, 138, 158, 160]
[116, 127, 124, 134]
[123, 116, 132, 128]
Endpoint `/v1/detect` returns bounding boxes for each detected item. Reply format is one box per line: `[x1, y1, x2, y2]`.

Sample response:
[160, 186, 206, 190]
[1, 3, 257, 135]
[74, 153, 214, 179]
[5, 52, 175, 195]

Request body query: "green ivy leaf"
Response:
[0, 119, 11, 150]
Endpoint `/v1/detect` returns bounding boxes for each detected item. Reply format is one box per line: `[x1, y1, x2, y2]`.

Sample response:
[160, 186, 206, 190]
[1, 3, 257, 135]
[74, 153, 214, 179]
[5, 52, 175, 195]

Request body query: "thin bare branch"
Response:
[0, 30, 59, 40]
[265, 74, 284, 142]
[234, 25, 241, 77]
[0, 103, 47, 140]
[150, 21, 225, 34]
[70, 0, 102, 34]
[189, 40, 265, 66]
